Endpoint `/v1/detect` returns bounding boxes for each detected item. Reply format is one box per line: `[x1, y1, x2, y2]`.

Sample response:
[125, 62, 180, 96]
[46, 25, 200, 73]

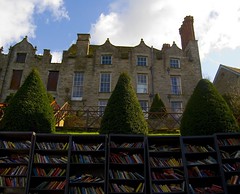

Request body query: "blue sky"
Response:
[1, 0, 240, 81]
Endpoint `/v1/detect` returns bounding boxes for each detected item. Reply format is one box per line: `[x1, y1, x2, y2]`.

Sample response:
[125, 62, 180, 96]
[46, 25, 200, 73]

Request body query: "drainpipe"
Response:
[150, 46, 154, 101]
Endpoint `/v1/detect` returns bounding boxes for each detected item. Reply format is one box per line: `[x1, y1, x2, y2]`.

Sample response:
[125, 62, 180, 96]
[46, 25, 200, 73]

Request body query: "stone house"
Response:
[0, 16, 202, 113]
[213, 64, 240, 95]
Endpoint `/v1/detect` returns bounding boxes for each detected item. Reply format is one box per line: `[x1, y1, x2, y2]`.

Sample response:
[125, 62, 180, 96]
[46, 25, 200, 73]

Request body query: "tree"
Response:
[148, 93, 167, 119]
[99, 72, 148, 134]
[0, 69, 55, 133]
[180, 79, 239, 136]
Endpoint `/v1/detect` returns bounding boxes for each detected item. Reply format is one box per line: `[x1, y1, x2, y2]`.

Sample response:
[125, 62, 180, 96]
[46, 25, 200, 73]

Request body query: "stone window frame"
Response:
[101, 55, 112, 65]
[137, 56, 148, 66]
[170, 58, 181, 68]
[137, 74, 148, 94]
[16, 53, 27, 63]
[99, 73, 111, 93]
[170, 76, 182, 95]
[71, 72, 84, 101]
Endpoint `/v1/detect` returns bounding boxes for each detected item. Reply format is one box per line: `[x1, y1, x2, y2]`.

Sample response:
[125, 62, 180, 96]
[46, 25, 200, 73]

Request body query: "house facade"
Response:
[0, 16, 202, 113]
[213, 64, 240, 95]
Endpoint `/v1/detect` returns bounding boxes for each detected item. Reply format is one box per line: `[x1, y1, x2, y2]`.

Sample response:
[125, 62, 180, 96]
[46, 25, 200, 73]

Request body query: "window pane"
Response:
[137, 56, 147, 66]
[98, 100, 108, 114]
[137, 74, 148, 93]
[10, 70, 23, 90]
[47, 71, 59, 91]
[16, 53, 27, 63]
[139, 100, 148, 112]
[100, 73, 110, 92]
[170, 58, 180, 68]
[72, 72, 84, 99]
[171, 76, 182, 95]
[101, 55, 112, 65]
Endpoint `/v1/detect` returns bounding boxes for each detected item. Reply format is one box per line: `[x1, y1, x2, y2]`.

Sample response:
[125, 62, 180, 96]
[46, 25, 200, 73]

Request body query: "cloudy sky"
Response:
[1, 0, 240, 81]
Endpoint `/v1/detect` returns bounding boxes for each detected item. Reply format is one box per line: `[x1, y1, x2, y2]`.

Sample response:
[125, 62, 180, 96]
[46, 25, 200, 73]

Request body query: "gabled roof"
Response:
[213, 64, 240, 84]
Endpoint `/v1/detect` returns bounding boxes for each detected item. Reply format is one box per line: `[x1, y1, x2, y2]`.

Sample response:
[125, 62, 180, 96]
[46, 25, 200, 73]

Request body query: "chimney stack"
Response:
[179, 16, 195, 51]
[76, 34, 91, 56]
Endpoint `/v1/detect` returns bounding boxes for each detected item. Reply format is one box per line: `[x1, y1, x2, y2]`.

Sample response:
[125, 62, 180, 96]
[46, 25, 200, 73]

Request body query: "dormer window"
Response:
[16, 53, 27, 63]
[101, 55, 112, 65]
[137, 56, 147, 66]
[170, 58, 180, 68]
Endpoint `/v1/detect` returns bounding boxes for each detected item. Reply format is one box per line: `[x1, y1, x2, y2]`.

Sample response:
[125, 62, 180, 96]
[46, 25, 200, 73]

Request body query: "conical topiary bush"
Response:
[148, 93, 167, 119]
[99, 72, 148, 134]
[180, 79, 239, 136]
[0, 68, 55, 133]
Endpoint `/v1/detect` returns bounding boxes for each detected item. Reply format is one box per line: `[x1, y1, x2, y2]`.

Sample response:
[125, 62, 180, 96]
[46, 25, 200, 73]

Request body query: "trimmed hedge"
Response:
[99, 72, 148, 134]
[0, 69, 55, 133]
[180, 79, 239, 136]
[148, 93, 167, 119]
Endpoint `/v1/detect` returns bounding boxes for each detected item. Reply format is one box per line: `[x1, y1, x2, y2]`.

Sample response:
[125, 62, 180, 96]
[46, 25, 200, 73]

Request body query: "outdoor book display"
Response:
[181, 136, 226, 194]
[216, 133, 240, 194]
[0, 132, 239, 194]
[108, 134, 146, 194]
[147, 136, 186, 193]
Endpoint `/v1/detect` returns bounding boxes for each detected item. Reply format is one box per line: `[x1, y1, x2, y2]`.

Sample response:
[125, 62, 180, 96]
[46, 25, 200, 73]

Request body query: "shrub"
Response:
[99, 72, 148, 134]
[0, 69, 55, 133]
[180, 79, 239, 136]
[148, 93, 167, 119]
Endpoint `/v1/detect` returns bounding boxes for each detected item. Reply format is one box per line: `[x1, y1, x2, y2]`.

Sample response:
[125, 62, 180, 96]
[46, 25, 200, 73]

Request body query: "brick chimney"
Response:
[179, 16, 195, 51]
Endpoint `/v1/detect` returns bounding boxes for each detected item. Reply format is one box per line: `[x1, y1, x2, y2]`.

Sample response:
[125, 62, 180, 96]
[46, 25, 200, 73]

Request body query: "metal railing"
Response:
[60, 106, 183, 133]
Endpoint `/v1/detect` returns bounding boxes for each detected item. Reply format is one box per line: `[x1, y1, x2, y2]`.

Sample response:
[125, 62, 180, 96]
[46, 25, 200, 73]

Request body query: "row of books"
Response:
[0, 176, 26, 187]
[0, 165, 28, 176]
[189, 184, 223, 193]
[72, 142, 104, 151]
[0, 140, 31, 149]
[185, 144, 215, 153]
[149, 144, 181, 152]
[110, 153, 143, 164]
[151, 168, 184, 180]
[69, 186, 104, 194]
[223, 162, 240, 172]
[0, 155, 29, 163]
[32, 167, 66, 177]
[109, 182, 144, 193]
[110, 141, 143, 148]
[152, 183, 184, 192]
[109, 169, 144, 180]
[34, 153, 68, 164]
[228, 175, 240, 185]
[35, 180, 66, 190]
[221, 150, 240, 159]
[71, 154, 105, 164]
[69, 174, 104, 183]
[149, 157, 182, 167]
[217, 138, 240, 146]
[36, 142, 68, 150]
[188, 166, 217, 177]
[187, 156, 217, 165]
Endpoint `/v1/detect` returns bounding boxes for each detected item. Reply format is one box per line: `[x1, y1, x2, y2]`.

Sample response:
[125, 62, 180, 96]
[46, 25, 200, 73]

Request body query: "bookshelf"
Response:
[147, 136, 186, 194]
[28, 133, 70, 194]
[0, 132, 35, 194]
[181, 136, 226, 194]
[215, 133, 240, 194]
[68, 134, 107, 194]
[108, 134, 146, 194]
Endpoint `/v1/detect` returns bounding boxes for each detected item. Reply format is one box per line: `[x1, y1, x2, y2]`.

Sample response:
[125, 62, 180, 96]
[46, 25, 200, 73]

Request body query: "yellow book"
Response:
[136, 182, 143, 192]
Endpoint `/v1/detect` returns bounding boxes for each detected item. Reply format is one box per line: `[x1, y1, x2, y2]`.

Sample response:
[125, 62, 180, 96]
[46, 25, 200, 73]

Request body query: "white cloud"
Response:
[0, 0, 68, 52]
[90, 0, 240, 59]
[51, 51, 62, 63]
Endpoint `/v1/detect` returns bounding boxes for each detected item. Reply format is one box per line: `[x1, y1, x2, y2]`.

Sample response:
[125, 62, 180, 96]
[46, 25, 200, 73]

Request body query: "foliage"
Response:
[4, 93, 15, 104]
[0, 69, 55, 133]
[148, 93, 167, 119]
[180, 79, 239, 136]
[222, 91, 240, 126]
[99, 72, 148, 135]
